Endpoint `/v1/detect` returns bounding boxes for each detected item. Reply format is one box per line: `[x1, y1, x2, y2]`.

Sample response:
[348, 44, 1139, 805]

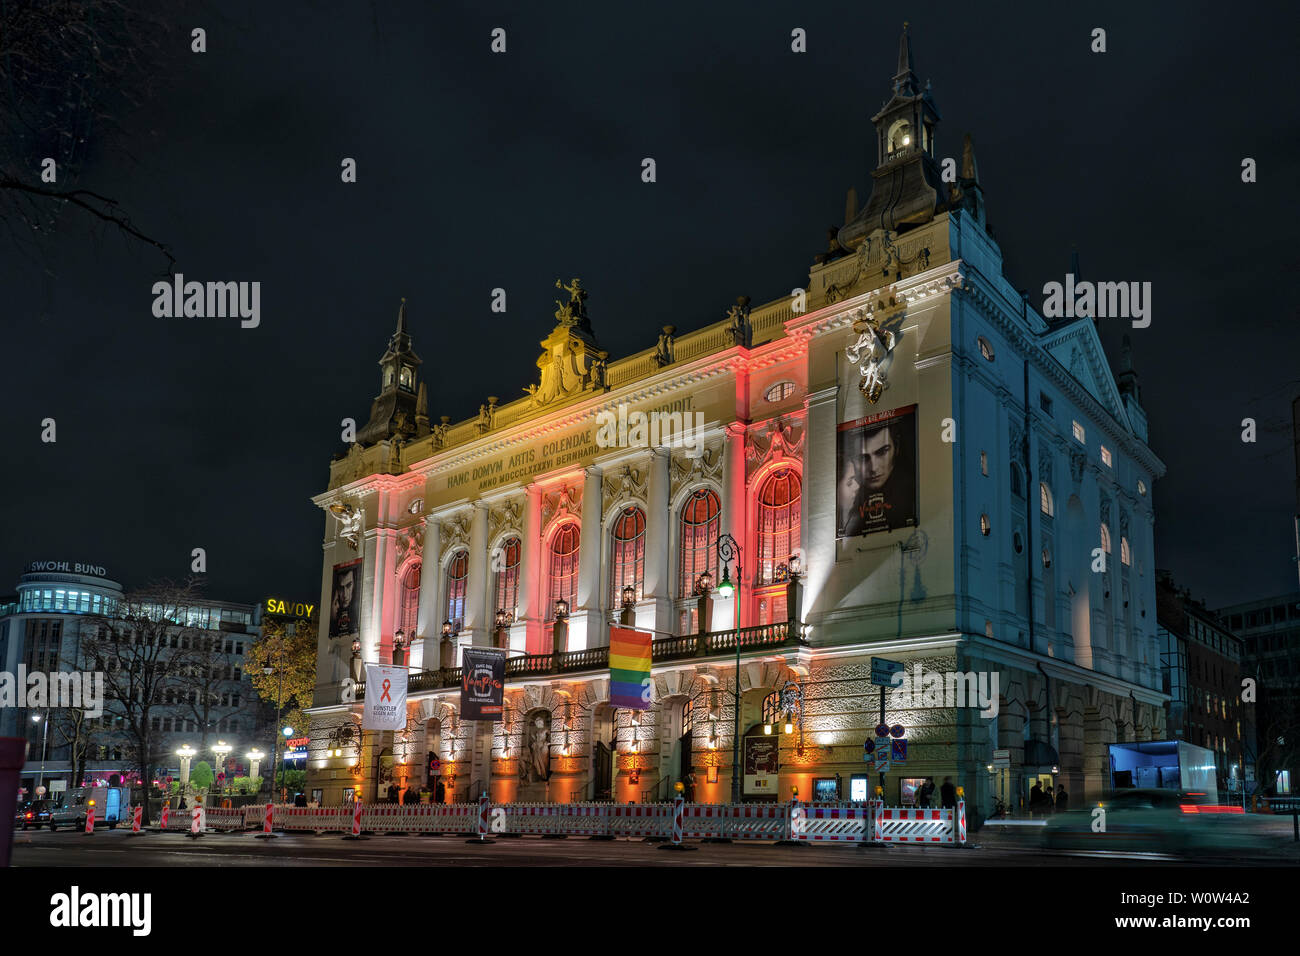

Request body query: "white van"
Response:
[48, 786, 129, 830]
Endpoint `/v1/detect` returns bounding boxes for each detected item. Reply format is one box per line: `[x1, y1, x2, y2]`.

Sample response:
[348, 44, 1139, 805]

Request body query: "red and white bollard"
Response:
[352, 802, 363, 837]
[957, 799, 967, 845]
[160, 805, 169, 830]
[189, 806, 204, 838]
[872, 799, 884, 843]
[84, 808, 96, 834]
[256, 802, 275, 839]
[656, 794, 696, 851]
[131, 806, 143, 835]
[467, 792, 494, 844]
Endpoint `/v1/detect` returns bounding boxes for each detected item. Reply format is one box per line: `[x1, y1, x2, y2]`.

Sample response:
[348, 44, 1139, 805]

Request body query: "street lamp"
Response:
[31, 712, 49, 797]
[494, 608, 512, 649]
[712, 532, 745, 804]
[176, 744, 196, 797]
[621, 584, 636, 610]
[212, 741, 232, 793]
[246, 748, 265, 783]
[393, 629, 406, 667]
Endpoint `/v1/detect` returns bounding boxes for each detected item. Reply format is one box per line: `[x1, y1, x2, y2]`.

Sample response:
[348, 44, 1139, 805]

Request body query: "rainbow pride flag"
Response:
[609, 626, 652, 710]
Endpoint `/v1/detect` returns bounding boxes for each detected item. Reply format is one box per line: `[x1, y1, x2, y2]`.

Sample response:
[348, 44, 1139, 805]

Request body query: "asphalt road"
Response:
[9, 826, 1299, 866]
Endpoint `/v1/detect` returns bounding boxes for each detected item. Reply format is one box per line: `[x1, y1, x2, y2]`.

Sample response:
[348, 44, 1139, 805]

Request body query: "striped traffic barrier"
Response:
[188, 806, 204, 838]
[84, 808, 95, 834]
[130, 806, 145, 836]
[957, 799, 967, 845]
[657, 794, 697, 851]
[160, 805, 169, 831]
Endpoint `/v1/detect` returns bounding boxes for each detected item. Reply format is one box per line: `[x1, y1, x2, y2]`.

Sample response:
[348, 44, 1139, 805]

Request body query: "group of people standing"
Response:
[383, 781, 446, 804]
[1029, 781, 1068, 815]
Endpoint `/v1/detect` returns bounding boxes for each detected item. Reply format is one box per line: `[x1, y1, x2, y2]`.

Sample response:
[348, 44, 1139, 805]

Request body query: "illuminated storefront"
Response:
[305, 29, 1167, 814]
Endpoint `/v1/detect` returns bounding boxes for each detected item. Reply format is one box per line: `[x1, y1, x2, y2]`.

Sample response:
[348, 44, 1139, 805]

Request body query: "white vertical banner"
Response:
[362, 663, 408, 730]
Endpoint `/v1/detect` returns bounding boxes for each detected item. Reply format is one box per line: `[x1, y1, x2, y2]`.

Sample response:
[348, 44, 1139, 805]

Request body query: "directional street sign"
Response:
[870, 657, 905, 687]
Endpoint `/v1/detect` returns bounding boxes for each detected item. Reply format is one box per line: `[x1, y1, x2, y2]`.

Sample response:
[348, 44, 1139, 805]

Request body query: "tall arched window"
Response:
[1100, 522, 1112, 556]
[1040, 482, 1054, 517]
[757, 469, 801, 584]
[679, 489, 720, 596]
[493, 537, 521, 622]
[398, 562, 421, 637]
[609, 507, 646, 607]
[548, 523, 580, 613]
[444, 550, 468, 631]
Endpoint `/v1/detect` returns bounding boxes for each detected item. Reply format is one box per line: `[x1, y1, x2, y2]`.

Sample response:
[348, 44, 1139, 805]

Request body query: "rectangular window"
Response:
[1039, 393, 1053, 414]
[1100, 445, 1113, 467]
[1072, 421, 1086, 444]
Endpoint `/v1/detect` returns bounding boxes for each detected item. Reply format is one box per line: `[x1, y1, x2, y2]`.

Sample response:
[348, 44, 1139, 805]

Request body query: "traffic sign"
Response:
[875, 724, 890, 738]
[890, 739, 907, 762]
[874, 752, 892, 773]
[890, 724, 905, 738]
[863, 738, 875, 753]
[870, 657, 905, 687]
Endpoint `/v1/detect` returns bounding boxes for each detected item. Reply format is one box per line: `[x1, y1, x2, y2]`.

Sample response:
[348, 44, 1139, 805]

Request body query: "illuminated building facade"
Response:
[305, 28, 1167, 814]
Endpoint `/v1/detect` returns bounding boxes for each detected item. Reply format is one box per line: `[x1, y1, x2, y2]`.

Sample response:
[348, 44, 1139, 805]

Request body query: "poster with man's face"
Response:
[836, 403, 918, 538]
[329, 559, 362, 639]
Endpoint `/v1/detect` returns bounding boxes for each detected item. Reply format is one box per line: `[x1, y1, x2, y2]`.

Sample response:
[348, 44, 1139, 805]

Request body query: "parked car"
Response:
[48, 786, 129, 831]
[15, 799, 52, 830]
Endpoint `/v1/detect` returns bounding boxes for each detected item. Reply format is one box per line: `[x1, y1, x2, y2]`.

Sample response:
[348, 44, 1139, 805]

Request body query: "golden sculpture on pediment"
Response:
[524, 278, 608, 407]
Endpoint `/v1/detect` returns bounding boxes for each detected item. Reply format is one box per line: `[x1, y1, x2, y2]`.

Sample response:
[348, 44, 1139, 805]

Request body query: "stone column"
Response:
[719, 423, 747, 630]
[465, 501, 490, 646]
[519, 483, 543, 653]
[577, 465, 604, 616]
[418, 517, 441, 669]
[644, 449, 671, 635]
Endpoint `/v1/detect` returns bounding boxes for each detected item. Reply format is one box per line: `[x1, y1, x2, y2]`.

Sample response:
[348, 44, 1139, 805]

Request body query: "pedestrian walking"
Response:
[1029, 781, 1044, 817]
[940, 776, 956, 808]
[1055, 785, 1069, 812]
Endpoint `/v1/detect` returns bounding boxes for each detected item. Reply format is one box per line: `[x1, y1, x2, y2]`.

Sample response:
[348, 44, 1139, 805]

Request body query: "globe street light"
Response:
[246, 748, 265, 783]
[176, 744, 196, 796]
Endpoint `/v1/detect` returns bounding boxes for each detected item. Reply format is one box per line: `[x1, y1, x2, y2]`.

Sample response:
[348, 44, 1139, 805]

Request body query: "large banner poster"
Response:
[609, 626, 652, 711]
[329, 558, 362, 639]
[362, 663, 407, 730]
[460, 647, 506, 719]
[744, 735, 780, 796]
[836, 403, 918, 537]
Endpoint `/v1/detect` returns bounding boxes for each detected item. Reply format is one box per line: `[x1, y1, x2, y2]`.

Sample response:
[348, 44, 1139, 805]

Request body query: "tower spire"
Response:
[894, 22, 920, 95]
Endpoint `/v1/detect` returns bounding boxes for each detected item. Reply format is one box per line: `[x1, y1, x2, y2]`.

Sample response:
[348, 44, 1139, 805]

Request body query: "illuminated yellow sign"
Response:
[264, 598, 316, 619]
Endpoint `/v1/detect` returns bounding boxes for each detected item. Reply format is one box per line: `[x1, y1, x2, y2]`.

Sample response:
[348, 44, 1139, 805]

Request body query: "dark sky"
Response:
[3, 1, 1298, 611]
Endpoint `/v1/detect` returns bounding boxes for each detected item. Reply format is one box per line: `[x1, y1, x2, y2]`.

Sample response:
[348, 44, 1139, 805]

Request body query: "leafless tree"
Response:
[0, 0, 181, 269]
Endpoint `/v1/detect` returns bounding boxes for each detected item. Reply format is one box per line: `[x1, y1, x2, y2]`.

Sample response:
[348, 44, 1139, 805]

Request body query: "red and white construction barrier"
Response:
[84, 808, 95, 834]
[671, 795, 684, 845]
[351, 802, 363, 837]
[160, 806, 169, 830]
[190, 806, 204, 836]
[132, 806, 142, 834]
[263, 803, 274, 834]
[957, 799, 967, 845]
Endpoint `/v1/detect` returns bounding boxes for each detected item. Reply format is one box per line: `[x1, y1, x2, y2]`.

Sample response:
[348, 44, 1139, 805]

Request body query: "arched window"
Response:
[493, 537, 521, 622]
[678, 489, 720, 596]
[548, 523, 580, 614]
[444, 551, 468, 631]
[1120, 536, 1132, 567]
[757, 470, 801, 585]
[398, 562, 421, 636]
[609, 507, 646, 607]
[1100, 522, 1112, 555]
[1040, 482, 1054, 517]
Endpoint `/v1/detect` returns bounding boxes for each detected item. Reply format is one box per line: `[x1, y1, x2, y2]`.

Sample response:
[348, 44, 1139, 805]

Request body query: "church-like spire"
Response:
[356, 297, 429, 447]
[1117, 333, 1141, 403]
[893, 21, 921, 95]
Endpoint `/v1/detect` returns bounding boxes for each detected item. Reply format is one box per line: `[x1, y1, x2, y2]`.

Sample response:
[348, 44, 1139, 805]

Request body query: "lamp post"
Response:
[176, 744, 196, 798]
[212, 740, 232, 794]
[552, 598, 569, 658]
[713, 532, 744, 804]
[349, 638, 362, 683]
[393, 629, 406, 667]
[441, 620, 457, 669]
[263, 647, 286, 801]
[31, 712, 49, 797]
[494, 609, 512, 649]
[246, 748, 264, 784]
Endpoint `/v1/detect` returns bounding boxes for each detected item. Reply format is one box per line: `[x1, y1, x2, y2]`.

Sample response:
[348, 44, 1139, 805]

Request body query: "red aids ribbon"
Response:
[380, 679, 392, 702]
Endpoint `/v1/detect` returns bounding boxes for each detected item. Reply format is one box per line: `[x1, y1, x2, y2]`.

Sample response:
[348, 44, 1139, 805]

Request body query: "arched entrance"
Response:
[589, 703, 619, 801]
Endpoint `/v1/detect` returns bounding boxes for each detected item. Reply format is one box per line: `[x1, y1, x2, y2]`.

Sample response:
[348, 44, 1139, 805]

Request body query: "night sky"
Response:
[3, 1, 1298, 611]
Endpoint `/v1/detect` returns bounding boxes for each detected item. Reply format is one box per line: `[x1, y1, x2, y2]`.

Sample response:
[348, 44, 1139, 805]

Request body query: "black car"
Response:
[15, 799, 52, 830]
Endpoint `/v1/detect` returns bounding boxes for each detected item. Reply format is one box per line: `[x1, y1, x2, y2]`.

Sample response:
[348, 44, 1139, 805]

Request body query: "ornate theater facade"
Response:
[305, 29, 1167, 816]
